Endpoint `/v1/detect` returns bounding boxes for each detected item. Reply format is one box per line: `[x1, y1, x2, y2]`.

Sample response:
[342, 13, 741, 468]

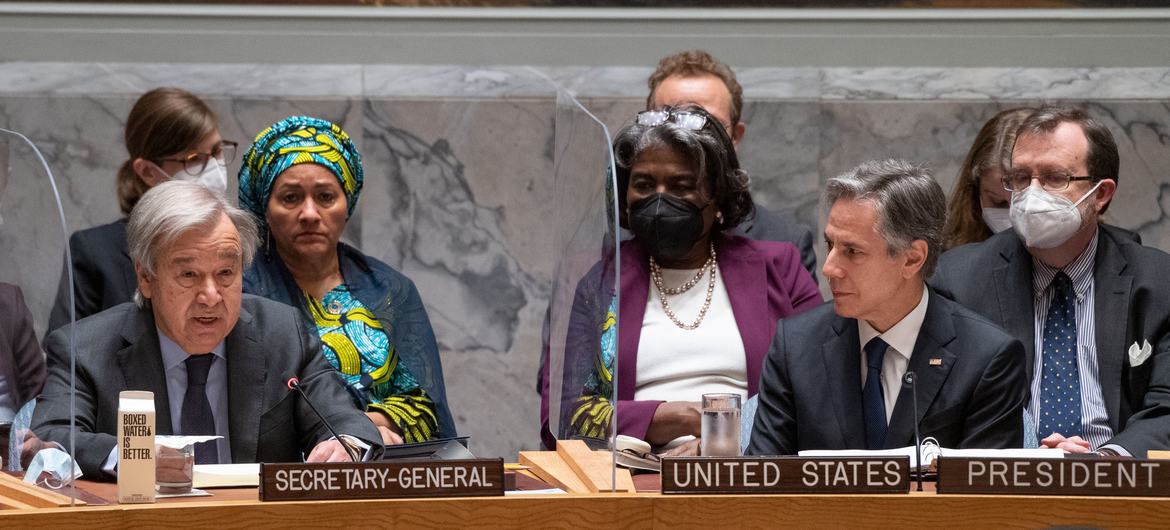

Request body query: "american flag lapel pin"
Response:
[929, 357, 943, 367]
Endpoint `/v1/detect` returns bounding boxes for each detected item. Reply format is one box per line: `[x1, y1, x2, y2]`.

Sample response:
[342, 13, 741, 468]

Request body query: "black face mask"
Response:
[628, 193, 708, 261]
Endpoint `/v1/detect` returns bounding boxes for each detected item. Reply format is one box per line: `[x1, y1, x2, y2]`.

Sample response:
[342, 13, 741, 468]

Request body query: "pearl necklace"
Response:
[649, 243, 718, 330]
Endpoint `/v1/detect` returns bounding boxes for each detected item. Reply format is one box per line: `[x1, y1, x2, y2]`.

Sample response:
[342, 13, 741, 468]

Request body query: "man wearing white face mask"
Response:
[932, 106, 1170, 458]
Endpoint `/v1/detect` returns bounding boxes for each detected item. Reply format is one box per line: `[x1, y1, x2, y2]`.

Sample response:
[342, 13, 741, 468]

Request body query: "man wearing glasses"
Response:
[646, 50, 818, 283]
[932, 105, 1170, 457]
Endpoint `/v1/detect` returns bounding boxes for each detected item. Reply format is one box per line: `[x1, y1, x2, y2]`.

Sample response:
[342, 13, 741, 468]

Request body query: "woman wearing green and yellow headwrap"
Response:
[239, 116, 453, 445]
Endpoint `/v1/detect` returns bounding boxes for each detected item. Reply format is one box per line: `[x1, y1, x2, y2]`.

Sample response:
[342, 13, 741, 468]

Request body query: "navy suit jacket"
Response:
[748, 290, 1026, 455]
[931, 224, 1170, 456]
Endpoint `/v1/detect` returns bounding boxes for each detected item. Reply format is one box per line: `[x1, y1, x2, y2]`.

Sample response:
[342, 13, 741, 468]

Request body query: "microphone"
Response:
[903, 371, 923, 492]
[283, 372, 362, 463]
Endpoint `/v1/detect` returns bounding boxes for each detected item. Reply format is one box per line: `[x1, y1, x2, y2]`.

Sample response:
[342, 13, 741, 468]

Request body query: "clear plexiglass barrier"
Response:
[541, 89, 622, 490]
[0, 128, 78, 504]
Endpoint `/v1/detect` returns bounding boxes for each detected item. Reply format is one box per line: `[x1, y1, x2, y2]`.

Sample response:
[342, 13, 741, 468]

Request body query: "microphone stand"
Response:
[904, 371, 923, 492]
[287, 375, 362, 463]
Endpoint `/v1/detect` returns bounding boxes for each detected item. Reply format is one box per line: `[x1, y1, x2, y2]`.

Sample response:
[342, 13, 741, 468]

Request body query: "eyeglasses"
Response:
[1002, 170, 1098, 192]
[635, 109, 711, 131]
[156, 140, 239, 176]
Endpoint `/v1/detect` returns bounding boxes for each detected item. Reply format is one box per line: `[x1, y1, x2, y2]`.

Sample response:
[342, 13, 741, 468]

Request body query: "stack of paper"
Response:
[799, 445, 1064, 470]
[193, 463, 260, 488]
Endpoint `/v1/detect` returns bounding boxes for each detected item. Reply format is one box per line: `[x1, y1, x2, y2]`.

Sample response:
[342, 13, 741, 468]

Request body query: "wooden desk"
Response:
[4, 478, 1170, 529]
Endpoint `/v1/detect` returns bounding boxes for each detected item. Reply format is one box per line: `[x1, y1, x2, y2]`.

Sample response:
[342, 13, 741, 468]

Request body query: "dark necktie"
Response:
[863, 337, 889, 450]
[182, 354, 219, 465]
[1039, 272, 1083, 439]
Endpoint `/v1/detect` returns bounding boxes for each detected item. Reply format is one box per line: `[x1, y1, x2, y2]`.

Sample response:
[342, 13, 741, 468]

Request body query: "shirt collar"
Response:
[1031, 227, 1098, 301]
[858, 287, 929, 361]
[157, 329, 226, 371]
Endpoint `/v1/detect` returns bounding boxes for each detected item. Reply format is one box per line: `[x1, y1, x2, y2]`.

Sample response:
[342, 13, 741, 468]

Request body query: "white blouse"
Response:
[634, 265, 748, 404]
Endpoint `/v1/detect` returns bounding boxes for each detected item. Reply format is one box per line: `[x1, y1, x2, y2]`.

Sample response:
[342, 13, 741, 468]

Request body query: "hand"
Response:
[646, 401, 702, 446]
[365, 411, 405, 445]
[1040, 433, 1092, 453]
[378, 426, 404, 446]
[18, 432, 55, 469]
[306, 439, 356, 463]
[660, 438, 701, 457]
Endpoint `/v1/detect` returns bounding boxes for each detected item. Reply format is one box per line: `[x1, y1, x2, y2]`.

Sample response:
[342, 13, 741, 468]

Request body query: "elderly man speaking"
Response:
[748, 159, 1027, 455]
[32, 180, 379, 480]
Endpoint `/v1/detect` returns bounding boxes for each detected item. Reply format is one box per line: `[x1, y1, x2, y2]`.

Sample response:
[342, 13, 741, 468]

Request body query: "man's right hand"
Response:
[1041, 432, 1092, 453]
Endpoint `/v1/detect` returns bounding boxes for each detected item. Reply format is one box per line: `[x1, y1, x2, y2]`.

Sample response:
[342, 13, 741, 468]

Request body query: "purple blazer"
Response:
[540, 234, 822, 447]
[615, 235, 822, 440]
[0, 283, 45, 412]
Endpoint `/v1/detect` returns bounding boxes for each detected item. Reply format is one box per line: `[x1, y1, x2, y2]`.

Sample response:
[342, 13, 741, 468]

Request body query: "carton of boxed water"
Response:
[117, 390, 156, 503]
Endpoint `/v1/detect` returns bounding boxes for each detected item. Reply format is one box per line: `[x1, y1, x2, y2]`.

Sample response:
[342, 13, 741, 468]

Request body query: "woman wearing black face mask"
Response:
[540, 105, 822, 454]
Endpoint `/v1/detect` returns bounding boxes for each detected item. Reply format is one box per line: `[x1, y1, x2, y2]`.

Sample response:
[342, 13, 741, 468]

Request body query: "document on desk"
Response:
[799, 445, 1063, 470]
[194, 463, 261, 488]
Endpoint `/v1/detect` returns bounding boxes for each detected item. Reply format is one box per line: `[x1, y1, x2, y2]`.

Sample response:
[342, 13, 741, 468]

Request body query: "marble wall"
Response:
[2, 63, 1168, 459]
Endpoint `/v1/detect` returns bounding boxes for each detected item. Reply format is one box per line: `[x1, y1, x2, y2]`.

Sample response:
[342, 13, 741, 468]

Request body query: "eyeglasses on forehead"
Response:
[635, 109, 710, 131]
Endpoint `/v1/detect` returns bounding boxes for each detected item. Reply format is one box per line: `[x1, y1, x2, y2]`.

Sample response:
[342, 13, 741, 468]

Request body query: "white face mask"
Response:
[156, 159, 228, 196]
[1009, 181, 1102, 249]
[981, 207, 1012, 234]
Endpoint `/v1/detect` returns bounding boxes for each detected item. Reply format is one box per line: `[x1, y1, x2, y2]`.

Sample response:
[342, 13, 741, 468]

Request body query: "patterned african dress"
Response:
[305, 285, 438, 443]
[570, 297, 618, 438]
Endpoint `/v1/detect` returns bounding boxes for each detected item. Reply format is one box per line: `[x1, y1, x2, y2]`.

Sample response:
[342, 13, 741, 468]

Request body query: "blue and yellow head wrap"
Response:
[238, 116, 363, 228]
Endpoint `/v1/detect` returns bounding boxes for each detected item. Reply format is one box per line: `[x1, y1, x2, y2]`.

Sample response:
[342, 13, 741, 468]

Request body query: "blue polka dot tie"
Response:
[1038, 272, 1082, 439]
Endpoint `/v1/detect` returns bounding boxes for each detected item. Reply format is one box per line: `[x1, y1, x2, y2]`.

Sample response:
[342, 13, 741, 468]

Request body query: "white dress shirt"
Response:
[103, 332, 231, 472]
[859, 288, 929, 424]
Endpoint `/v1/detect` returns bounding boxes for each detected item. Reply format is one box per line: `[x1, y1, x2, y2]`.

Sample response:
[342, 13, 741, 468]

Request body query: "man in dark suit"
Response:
[932, 106, 1170, 457]
[32, 181, 379, 480]
[749, 159, 1026, 455]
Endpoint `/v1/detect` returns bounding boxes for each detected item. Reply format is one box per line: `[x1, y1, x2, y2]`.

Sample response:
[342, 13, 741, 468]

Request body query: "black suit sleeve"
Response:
[30, 328, 118, 480]
[747, 321, 798, 456]
[957, 336, 1027, 449]
[1107, 327, 1170, 457]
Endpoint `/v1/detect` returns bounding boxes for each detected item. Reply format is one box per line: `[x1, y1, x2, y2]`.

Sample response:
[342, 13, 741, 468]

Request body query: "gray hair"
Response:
[825, 159, 946, 278]
[128, 180, 259, 306]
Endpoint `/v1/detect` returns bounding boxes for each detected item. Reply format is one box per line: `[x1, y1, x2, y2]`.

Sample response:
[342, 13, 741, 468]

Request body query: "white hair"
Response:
[127, 180, 258, 306]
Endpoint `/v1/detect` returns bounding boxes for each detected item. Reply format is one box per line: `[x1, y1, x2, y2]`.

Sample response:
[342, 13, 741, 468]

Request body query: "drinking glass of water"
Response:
[700, 393, 742, 457]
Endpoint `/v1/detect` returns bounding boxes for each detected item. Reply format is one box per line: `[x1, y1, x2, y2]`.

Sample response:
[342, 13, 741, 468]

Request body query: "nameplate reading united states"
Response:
[660, 456, 910, 494]
[259, 459, 504, 501]
[937, 457, 1170, 497]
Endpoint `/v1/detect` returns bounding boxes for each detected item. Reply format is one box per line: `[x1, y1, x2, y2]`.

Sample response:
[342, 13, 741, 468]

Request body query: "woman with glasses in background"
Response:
[48, 87, 237, 331]
[540, 105, 822, 455]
